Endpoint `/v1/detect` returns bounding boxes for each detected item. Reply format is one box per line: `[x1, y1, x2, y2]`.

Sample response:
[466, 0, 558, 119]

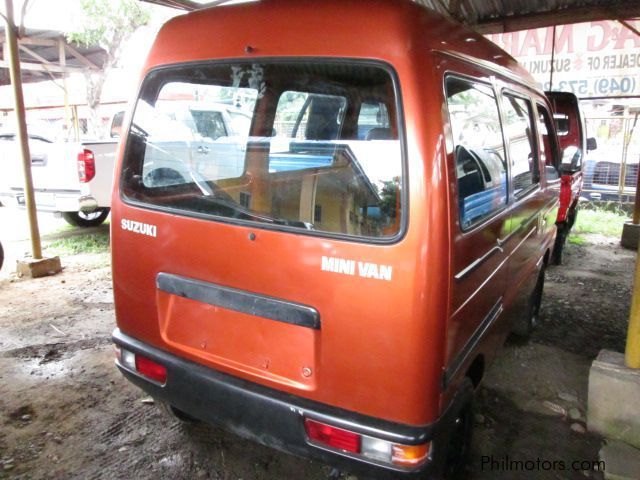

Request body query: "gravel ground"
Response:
[0, 210, 635, 479]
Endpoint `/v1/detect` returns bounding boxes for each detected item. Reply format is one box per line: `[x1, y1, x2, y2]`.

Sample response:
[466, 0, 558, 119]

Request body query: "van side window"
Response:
[536, 104, 560, 170]
[554, 113, 570, 136]
[274, 92, 347, 141]
[358, 102, 391, 140]
[191, 110, 228, 140]
[445, 77, 507, 230]
[502, 94, 539, 197]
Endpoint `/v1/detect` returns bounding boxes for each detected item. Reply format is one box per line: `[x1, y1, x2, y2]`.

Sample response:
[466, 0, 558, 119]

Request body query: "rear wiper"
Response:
[201, 195, 314, 229]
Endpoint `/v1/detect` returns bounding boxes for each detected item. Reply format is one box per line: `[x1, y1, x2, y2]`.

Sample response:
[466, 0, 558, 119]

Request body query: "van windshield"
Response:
[121, 62, 404, 240]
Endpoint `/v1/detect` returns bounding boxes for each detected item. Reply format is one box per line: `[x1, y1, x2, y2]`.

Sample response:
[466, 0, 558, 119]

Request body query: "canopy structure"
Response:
[140, 0, 640, 34]
[0, 26, 107, 85]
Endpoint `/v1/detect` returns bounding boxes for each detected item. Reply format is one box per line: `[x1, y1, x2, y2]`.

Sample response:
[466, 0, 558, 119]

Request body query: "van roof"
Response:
[145, 0, 538, 92]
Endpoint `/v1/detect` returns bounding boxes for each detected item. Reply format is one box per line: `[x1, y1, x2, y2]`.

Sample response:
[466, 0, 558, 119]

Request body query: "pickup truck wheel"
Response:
[0, 241, 4, 271]
[62, 208, 110, 228]
[512, 266, 545, 338]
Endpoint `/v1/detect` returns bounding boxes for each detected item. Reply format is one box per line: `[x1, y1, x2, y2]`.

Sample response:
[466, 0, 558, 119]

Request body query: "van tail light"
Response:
[135, 355, 168, 384]
[116, 346, 167, 384]
[304, 418, 361, 453]
[391, 443, 431, 467]
[77, 149, 96, 183]
[304, 417, 430, 468]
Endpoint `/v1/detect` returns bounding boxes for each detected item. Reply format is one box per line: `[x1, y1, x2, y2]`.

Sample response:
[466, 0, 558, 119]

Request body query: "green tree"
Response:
[67, 0, 150, 137]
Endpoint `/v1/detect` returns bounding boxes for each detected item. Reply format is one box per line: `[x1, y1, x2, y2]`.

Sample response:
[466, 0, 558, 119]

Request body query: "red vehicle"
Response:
[110, 1, 575, 477]
[546, 91, 595, 264]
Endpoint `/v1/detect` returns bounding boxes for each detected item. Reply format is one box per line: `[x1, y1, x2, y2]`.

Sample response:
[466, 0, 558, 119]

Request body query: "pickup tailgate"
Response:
[0, 137, 79, 200]
[81, 141, 118, 207]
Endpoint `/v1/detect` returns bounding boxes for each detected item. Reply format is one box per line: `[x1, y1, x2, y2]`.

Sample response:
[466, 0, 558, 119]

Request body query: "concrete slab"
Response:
[599, 440, 640, 480]
[16, 256, 62, 278]
[621, 222, 640, 250]
[588, 350, 640, 449]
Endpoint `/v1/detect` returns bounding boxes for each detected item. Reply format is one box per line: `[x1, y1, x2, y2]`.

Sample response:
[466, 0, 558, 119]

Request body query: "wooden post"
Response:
[625, 239, 640, 368]
[3, 0, 42, 259]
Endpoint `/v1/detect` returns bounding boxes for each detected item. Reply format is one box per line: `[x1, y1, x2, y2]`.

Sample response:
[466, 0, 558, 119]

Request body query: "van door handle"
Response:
[197, 145, 210, 154]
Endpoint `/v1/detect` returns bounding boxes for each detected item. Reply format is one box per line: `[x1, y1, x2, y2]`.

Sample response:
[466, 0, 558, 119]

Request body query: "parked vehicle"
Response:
[546, 91, 597, 264]
[582, 154, 637, 202]
[0, 104, 251, 228]
[0, 132, 117, 227]
[111, 1, 575, 478]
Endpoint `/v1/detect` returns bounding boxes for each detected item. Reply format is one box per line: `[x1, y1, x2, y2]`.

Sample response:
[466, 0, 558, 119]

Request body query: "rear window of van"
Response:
[121, 62, 404, 240]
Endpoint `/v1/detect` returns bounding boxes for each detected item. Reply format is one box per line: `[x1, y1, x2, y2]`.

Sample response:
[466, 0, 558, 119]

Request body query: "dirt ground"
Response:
[0, 212, 635, 480]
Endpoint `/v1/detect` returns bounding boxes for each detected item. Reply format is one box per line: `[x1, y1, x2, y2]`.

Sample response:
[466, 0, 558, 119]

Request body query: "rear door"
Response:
[112, 61, 423, 422]
[545, 91, 586, 155]
[546, 91, 586, 218]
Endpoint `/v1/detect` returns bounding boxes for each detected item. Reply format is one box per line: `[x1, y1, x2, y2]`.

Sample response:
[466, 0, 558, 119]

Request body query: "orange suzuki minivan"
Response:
[111, 1, 569, 477]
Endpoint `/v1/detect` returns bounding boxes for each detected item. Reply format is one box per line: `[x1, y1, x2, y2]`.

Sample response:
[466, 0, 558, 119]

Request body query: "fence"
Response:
[583, 114, 640, 203]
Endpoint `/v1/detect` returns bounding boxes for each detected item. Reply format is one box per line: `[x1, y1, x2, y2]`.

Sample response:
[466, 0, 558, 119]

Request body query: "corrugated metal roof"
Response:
[0, 27, 107, 86]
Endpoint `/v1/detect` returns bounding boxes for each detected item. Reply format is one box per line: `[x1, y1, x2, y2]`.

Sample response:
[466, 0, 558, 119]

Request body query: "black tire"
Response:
[552, 222, 568, 265]
[512, 266, 545, 338]
[441, 378, 474, 480]
[567, 207, 578, 230]
[61, 208, 110, 228]
[159, 401, 200, 424]
[0, 241, 4, 271]
[553, 207, 578, 265]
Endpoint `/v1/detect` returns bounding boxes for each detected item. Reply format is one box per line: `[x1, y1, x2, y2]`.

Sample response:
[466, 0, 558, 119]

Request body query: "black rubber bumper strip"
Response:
[156, 272, 320, 329]
[112, 328, 443, 479]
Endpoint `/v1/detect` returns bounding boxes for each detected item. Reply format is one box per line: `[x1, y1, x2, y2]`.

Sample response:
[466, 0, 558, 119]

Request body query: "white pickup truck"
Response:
[0, 132, 118, 227]
[0, 103, 252, 227]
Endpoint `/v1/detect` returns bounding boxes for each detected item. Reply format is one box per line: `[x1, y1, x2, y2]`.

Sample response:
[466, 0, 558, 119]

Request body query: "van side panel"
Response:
[439, 57, 559, 394]
[439, 59, 510, 396]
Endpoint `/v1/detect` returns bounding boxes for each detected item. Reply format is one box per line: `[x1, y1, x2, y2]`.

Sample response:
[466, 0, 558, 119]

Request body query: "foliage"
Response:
[567, 234, 586, 245]
[67, 0, 150, 52]
[66, 0, 150, 136]
[379, 179, 400, 219]
[572, 203, 628, 238]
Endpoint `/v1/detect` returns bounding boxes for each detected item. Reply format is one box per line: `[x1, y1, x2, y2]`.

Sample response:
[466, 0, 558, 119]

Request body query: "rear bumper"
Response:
[0, 189, 85, 213]
[112, 328, 454, 479]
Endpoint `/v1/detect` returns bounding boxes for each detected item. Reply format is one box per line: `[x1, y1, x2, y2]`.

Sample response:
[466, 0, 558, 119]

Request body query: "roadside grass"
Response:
[45, 231, 110, 255]
[568, 203, 629, 242]
[51, 218, 110, 235]
[567, 235, 586, 245]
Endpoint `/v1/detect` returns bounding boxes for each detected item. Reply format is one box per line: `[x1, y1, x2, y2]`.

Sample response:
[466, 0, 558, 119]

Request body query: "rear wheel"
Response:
[159, 401, 200, 424]
[567, 207, 578, 230]
[552, 221, 568, 265]
[441, 379, 474, 480]
[553, 207, 578, 265]
[62, 208, 110, 228]
[512, 266, 545, 338]
[0, 241, 4, 270]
